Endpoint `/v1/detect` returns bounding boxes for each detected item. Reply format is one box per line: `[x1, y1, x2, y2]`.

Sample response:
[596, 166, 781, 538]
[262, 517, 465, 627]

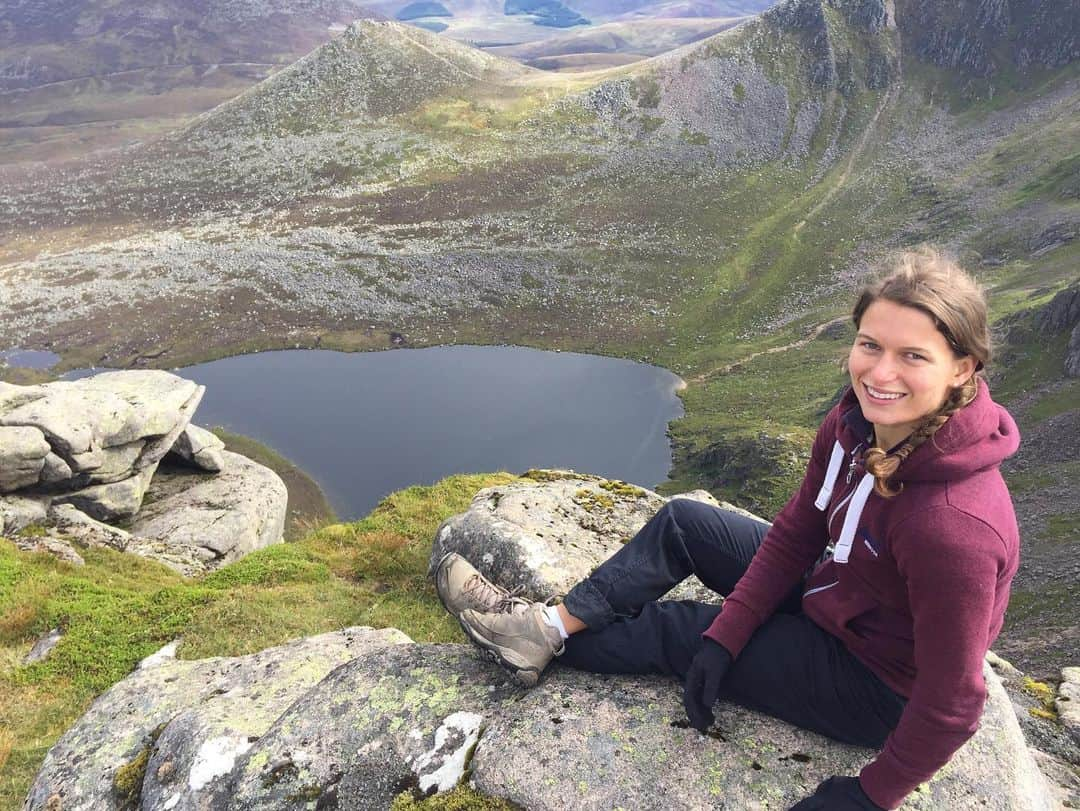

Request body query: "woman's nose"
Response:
[867, 354, 900, 382]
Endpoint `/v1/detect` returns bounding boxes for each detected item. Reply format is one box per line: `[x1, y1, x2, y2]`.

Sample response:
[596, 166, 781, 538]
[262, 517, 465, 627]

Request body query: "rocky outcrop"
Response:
[428, 471, 742, 604]
[169, 424, 226, 473]
[1033, 283, 1080, 377]
[1, 371, 288, 575]
[0, 371, 204, 514]
[24, 627, 412, 811]
[895, 0, 1080, 77]
[25, 626, 1057, 810]
[127, 452, 288, 576]
[1058, 667, 1080, 746]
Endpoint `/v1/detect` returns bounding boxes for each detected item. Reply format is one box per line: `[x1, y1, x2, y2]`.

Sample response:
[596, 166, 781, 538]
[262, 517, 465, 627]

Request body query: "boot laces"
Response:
[463, 574, 527, 613]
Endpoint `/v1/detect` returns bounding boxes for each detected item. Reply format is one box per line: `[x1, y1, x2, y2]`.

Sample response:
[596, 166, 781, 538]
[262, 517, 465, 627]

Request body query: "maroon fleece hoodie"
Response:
[703, 378, 1020, 809]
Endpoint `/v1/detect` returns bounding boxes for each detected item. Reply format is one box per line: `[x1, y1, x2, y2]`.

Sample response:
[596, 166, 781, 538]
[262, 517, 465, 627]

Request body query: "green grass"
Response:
[1025, 380, 1080, 424]
[0, 472, 516, 809]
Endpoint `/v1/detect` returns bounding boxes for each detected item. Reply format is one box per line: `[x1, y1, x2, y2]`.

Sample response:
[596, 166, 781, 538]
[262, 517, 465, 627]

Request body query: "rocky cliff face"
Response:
[895, 0, 1080, 77]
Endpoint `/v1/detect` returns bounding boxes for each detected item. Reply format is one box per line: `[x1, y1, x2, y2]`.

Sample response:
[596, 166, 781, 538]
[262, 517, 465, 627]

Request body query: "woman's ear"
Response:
[951, 355, 977, 388]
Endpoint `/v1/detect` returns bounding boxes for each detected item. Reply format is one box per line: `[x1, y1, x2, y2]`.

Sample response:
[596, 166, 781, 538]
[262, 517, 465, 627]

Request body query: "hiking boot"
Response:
[459, 603, 564, 687]
[434, 552, 528, 619]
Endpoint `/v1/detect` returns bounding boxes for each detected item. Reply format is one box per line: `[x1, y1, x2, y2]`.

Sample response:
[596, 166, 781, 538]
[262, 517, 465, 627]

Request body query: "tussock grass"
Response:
[0, 472, 516, 810]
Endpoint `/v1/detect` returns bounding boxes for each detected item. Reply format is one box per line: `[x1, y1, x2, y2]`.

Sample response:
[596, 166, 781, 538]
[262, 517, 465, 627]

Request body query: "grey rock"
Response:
[40, 452, 72, 484]
[223, 644, 521, 811]
[429, 472, 746, 604]
[170, 424, 226, 472]
[48, 502, 131, 550]
[0, 425, 49, 492]
[138, 640, 180, 670]
[24, 627, 411, 811]
[1058, 666, 1080, 746]
[1035, 283, 1080, 335]
[471, 659, 1053, 810]
[0, 493, 49, 535]
[0, 371, 203, 491]
[53, 465, 158, 522]
[1066, 323, 1080, 378]
[25, 628, 63, 664]
[127, 452, 287, 576]
[26, 639, 1056, 810]
[13, 533, 84, 566]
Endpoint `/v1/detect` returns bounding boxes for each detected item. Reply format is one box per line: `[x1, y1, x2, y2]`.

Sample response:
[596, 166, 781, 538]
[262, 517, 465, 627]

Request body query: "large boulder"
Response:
[0, 372, 204, 493]
[428, 471, 749, 604]
[24, 627, 411, 811]
[24, 630, 1057, 810]
[128, 452, 288, 576]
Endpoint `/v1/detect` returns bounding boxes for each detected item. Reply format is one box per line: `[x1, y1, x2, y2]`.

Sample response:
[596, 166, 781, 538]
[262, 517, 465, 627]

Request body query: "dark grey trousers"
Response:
[558, 498, 906, 748]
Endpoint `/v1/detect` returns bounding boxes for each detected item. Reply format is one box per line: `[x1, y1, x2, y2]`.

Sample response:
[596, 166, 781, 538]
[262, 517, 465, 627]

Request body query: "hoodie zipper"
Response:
[827, 440, 865, 532]
[804, 580, 839, 598]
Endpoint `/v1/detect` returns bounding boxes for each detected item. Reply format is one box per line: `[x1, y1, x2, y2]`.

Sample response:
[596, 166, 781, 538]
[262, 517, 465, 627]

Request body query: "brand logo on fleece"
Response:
[860, 529, 880, 558]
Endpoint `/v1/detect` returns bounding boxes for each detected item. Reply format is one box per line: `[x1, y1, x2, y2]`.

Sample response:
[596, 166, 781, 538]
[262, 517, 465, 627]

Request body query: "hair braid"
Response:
[864, 376, 978, 497]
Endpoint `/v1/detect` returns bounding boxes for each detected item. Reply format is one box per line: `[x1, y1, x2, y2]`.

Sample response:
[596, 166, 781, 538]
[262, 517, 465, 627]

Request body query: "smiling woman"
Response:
[440, 246, 1021, 811]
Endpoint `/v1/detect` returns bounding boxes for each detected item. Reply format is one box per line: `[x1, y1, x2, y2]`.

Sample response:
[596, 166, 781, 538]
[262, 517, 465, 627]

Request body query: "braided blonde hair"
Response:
[852, 247, 990, 497]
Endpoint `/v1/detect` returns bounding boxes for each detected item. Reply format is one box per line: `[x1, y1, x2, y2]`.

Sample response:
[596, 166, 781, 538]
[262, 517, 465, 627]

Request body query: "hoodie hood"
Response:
[836, 377, 1020, 484]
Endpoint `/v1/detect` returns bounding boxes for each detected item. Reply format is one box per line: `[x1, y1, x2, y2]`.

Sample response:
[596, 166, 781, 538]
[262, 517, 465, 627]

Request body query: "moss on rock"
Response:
[390, 784, 521, 810]
[112, 747, 150, 809]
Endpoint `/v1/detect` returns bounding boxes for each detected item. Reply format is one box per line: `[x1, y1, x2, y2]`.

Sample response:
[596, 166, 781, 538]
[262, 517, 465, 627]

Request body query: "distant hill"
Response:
[486, 16, 747, 66]
[0, 0, 381, 163]
[189, 19, 530, 136]
[577, 0, 774, 18]
[0, 0, 380, 91]
[504, 0, 590, 28]
[395, 0, 453, 19]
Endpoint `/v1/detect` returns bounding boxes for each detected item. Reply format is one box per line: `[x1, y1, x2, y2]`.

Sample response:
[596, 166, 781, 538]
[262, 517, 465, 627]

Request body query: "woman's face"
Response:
[848, 299, 976, 449]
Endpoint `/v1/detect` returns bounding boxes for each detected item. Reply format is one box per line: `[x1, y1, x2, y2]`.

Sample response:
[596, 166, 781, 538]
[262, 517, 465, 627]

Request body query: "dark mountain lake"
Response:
[69, 346, 685, 520]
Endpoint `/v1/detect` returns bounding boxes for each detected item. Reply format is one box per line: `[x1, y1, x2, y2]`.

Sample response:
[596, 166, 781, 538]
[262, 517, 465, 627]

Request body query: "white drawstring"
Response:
[833, 473, 875, 563]
[814, 441, 846, 510]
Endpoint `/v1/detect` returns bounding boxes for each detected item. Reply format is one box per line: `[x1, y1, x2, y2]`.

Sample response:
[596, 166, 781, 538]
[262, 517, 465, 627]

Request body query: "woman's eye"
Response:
[860, 341, 880, 351]
[905, 352, 927, 361]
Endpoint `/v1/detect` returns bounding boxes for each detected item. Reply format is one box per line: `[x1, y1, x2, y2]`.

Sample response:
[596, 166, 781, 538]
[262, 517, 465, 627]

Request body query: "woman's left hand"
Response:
[682, 639, 732, 731]
[789, 776, 884, 810]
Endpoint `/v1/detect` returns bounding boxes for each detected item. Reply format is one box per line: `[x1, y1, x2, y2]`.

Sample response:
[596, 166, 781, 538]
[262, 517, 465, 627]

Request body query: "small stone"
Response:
[25, 628, 63, 664]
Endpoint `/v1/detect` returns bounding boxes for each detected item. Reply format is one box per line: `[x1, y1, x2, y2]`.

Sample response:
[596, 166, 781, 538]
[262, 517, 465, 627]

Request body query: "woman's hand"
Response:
[789, 776, 884, 810]
[682, 638, 733, 731]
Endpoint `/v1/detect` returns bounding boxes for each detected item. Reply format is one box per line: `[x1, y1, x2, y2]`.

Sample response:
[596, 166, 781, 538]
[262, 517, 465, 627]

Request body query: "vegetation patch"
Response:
[521, 469, 591, 483]
[391, 784, 521, 810]
[112, 746, 150, 809]
[1022, 677, 1059, 721]
[598, 480, 648, 499]
[573, 488, 615, 513]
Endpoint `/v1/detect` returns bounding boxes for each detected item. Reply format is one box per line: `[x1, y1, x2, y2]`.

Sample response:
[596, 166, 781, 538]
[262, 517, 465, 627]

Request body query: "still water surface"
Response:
[75, 346, 685, 519]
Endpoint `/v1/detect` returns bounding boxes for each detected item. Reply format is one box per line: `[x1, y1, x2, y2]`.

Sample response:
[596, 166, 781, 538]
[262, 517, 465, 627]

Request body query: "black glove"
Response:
[788, 776, 884, 811]
[682, 638, 733, 731]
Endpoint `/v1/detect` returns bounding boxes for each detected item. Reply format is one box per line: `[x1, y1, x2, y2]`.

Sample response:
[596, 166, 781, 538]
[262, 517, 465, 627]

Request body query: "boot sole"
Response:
[457, 615, 541, 688]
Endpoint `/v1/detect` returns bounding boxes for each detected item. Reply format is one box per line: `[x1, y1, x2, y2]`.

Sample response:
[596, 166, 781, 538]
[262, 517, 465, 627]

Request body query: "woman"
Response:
[435, 248, 1020, 810]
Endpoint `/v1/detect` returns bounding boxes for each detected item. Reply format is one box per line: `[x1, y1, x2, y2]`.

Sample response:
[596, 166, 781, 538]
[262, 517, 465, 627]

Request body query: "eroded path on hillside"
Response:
[794, 0, 901, 237]
[688, 315, 847, 385]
